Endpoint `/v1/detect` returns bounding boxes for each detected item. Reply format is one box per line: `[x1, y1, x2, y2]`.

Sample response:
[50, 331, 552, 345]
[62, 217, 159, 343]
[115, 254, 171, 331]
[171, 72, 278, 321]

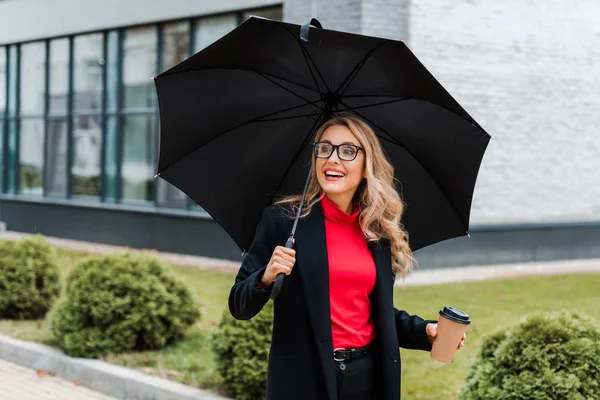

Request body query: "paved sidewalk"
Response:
[0, 358, 118, 400]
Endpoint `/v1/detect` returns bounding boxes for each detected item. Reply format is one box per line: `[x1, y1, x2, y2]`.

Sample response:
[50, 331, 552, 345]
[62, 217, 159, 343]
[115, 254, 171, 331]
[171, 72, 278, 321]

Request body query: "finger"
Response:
[279, 247, 296, 257]
[276, 266, 292, 275]
[278, 252, 296, 264]
[275, 257, 295, 268]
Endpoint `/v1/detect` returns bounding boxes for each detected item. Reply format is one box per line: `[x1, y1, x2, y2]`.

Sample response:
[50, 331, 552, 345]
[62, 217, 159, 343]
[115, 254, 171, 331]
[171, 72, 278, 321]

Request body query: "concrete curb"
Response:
[399, 258, 600, 286]
[0, 333, 231, 400]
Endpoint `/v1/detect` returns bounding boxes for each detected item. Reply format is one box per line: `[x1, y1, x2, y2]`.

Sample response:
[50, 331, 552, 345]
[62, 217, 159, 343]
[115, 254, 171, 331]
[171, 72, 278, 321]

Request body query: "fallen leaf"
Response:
[72, 380, 80, 386]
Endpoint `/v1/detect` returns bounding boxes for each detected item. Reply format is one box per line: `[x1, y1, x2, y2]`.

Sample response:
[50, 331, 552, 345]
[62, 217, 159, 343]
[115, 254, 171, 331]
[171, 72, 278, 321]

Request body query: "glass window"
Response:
[49, 38, 70, 115]
[8, 45, 18, 116]
[72, 115, 102, 197]
[0, 47, 5, 191]
[0, 120, 3, 191]
[74, 34, 104, 113]
[45, 119, 68, 197]
[163, 21, 189, 70]
[19, 118, 44, 195]
[106, 31, 119, 112]
[104, 116, 118, 201]
[123, 26, 157, 109]
[20, 42, 46, 116]
[0, 46, 6, 117]
[121, 115, 157, 203]
[243, 7, 283, 21]
[7, 120, 17, 192]
[193, 14, 237, 53]
[157, 22, 190, 208]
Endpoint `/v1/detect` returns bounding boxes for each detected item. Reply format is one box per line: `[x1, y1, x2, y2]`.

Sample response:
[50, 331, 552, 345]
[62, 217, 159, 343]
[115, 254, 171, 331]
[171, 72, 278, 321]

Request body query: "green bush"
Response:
[458, 311, 600, 400]
[50, 253, 200, 358]
[212, 302, 273, 400]
[0, 236, 61, 319]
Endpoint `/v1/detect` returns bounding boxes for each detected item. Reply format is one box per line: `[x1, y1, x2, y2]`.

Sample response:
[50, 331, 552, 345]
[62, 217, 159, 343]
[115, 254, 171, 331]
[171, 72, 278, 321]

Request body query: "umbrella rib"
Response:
[159, 100, 321, 175]
[337, 97, 410, 113]
[269, 111, 326, 204]
[255, 71, 324, 114]
[256, 112, 321, 122]
[340, 102, 468, 233]
[334, 40, 391, 97]
[276, 23, 332, 94]
[254, 100, 323, 122]
[162, 66, 321, 94]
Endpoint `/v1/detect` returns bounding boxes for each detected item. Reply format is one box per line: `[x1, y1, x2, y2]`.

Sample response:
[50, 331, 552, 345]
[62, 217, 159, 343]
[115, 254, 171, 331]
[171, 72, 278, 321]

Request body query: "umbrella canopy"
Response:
[154, 17, 491, 253]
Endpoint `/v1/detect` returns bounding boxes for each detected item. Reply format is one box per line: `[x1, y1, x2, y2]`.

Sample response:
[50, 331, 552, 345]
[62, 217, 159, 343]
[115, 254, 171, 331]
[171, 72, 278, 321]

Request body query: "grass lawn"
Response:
[1, 247, 599, 399]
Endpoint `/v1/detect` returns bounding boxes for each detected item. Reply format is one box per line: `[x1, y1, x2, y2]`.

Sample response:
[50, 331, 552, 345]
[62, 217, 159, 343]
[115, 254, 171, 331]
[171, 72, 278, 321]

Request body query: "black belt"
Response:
[333, 343, 373, 362]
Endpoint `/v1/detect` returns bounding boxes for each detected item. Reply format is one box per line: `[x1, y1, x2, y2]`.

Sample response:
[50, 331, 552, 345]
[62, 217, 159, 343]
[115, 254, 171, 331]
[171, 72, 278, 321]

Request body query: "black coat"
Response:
[229, 204, 434, 400]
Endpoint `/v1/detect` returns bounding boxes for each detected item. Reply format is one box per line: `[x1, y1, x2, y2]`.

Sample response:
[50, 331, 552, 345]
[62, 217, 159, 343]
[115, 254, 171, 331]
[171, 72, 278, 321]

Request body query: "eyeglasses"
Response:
[313, 141, 364, 161]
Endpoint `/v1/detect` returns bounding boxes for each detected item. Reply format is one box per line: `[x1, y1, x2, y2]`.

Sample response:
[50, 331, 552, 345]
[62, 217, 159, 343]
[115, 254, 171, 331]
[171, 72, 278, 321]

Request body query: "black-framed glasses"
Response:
[313, 141, 364, 161]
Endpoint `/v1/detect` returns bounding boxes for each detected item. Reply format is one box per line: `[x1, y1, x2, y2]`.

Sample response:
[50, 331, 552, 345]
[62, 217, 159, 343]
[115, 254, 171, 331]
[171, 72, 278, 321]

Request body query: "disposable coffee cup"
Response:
[430, 306, 471, 364]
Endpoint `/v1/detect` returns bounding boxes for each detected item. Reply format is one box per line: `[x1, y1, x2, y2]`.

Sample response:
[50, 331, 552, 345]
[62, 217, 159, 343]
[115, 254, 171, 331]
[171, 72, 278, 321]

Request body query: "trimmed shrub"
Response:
[50, 252, 200, 358]
[0, 236, 61, 319]
[458, 311, 600, 400]
[212, 302, 273, 400]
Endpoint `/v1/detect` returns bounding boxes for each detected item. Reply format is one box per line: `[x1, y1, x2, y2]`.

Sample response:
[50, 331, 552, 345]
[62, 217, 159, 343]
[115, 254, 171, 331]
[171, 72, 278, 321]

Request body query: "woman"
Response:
[229, 113, 465, 400]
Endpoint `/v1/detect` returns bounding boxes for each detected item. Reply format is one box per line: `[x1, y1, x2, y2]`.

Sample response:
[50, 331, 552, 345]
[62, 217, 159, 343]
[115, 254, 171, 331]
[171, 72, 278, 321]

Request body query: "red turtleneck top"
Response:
[320, 195, 376, 350]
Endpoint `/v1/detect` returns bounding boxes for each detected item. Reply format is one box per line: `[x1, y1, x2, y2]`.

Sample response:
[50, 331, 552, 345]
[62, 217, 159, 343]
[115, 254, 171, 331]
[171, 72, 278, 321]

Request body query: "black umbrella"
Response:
[154, 17, 490, 299]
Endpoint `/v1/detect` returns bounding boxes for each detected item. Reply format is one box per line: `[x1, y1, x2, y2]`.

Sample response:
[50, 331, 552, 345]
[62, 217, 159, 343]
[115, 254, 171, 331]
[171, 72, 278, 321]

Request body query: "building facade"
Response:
[1, 0, 599, 267]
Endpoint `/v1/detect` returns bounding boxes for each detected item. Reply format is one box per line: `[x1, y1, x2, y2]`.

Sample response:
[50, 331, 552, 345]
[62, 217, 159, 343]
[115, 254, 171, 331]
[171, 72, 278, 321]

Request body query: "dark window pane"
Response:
[74, 34, 104, 113]
[193, 14, 237, 53]
[0, 46, 6, 116]
[0, 121, 3, 190]
[163, 22, 189, 71]
[49, 38, 69, 115]
[123, 27, 157, 109]
[156, 180, 186, 208]
[7, 120, 17, 192]
[19, 118, 44, 195]
[72, 115, 102, 198]
[121, 115, 157, 203]
[20, 42, 46, 116]
[106, 31, 119, 112]
[7, 46, 18, 116]
[104, 116, 118, 201]
[45, 119, 68, 197]
[243, 7, 283, 21]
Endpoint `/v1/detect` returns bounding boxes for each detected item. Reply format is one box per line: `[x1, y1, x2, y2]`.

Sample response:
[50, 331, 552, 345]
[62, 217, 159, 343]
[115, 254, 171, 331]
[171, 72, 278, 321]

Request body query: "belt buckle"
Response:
[333, 348, 346, 362]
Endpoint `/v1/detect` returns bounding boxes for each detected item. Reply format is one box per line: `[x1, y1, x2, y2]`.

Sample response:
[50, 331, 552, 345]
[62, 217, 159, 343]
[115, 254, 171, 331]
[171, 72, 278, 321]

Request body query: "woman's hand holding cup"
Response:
[260, 246, 296, 286]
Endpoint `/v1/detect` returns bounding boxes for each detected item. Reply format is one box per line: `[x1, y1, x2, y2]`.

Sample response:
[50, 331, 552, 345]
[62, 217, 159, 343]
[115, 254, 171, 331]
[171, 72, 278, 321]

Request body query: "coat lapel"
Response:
[294, 205, 337, 400]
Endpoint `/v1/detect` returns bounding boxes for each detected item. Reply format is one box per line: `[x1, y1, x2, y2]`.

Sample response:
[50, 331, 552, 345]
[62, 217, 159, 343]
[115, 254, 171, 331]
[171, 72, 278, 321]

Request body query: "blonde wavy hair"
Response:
[275, 112, 415, 279]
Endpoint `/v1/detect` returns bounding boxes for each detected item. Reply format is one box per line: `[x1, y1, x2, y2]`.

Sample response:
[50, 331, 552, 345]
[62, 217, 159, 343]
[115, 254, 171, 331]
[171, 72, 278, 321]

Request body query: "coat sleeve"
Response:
[228, 207, 278, 320]
[394, 308, 436, 351]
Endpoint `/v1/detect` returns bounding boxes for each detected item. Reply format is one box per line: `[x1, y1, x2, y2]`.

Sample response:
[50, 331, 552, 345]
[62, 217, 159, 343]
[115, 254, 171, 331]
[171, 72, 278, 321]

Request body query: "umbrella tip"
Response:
[154, 173, 161, 178]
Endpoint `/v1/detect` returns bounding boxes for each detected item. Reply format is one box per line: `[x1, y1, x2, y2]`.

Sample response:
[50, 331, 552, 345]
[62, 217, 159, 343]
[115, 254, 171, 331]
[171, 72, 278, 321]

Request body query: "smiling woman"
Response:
[229, 112, 440, 400]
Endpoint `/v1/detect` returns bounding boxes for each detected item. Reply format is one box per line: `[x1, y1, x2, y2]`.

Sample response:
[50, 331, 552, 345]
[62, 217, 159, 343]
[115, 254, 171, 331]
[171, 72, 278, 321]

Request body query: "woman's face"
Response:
[315, 124, 366, 203]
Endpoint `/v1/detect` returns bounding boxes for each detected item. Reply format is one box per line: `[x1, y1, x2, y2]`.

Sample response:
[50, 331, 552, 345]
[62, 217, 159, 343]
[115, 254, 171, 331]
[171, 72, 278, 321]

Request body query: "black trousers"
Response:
[335, 352, 379, 400]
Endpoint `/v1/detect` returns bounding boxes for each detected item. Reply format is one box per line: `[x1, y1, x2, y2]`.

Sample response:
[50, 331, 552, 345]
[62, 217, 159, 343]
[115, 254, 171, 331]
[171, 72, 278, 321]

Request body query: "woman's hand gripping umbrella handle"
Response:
[270, 236, 294, 300]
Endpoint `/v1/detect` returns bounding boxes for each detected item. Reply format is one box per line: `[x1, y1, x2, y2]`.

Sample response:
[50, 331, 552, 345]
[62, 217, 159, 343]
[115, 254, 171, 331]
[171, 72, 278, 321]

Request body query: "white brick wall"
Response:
[285, 0, 600, 224]
[408, 0, 600, 224]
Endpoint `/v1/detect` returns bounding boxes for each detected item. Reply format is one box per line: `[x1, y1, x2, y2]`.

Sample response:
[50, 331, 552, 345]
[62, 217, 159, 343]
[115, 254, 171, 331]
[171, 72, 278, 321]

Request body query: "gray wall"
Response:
[0, 0, 280, 44]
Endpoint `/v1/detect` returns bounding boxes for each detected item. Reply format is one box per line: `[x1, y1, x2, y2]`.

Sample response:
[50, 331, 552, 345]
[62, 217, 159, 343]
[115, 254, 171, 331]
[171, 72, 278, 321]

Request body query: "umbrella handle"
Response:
[270, 237, 294, 300]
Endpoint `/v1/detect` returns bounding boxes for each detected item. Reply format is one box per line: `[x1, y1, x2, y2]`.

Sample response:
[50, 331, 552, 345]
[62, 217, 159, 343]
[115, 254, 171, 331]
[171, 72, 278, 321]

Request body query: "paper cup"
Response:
[430, 306, 470, 363]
